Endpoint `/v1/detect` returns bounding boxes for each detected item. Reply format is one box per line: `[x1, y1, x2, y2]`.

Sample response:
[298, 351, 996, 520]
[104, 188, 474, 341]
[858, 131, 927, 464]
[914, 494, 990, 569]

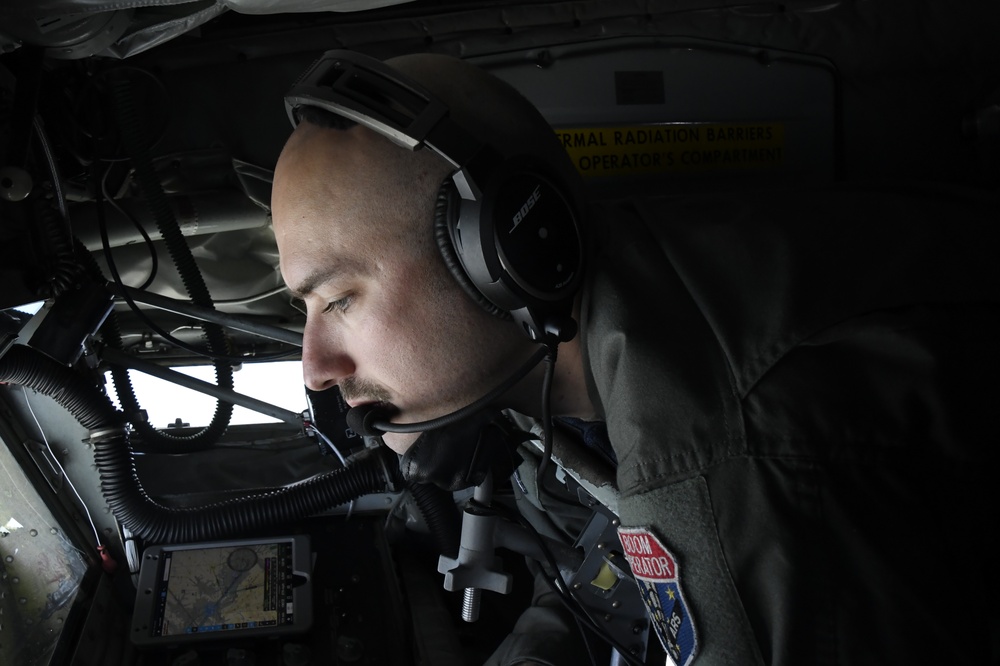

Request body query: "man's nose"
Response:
[301, 319, 355, 392]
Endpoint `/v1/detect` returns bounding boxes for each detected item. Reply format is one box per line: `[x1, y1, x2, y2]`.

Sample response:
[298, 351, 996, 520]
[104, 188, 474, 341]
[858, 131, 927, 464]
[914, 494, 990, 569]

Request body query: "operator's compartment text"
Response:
[556, 123, 785, 177]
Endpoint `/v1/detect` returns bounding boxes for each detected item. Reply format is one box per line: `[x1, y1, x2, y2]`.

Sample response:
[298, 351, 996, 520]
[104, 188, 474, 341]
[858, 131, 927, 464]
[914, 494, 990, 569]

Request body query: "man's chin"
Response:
[381, 431, 421, 455]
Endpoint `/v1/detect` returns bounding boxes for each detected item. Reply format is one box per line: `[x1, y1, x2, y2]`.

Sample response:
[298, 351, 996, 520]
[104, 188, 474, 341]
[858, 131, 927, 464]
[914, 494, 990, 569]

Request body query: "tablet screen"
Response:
[133, 535, 311, 647]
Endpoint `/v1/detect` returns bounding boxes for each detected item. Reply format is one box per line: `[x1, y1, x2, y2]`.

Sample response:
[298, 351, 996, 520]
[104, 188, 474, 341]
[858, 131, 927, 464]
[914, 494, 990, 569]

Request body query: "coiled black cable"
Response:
[33, 184, 84, 299]
[32, 115, 83, 299]
[106, 70, 235, 451]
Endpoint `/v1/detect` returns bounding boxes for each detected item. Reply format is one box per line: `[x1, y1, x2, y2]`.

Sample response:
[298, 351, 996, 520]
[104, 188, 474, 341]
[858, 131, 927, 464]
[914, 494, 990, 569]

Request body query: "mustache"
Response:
[339, 376, 392, 405]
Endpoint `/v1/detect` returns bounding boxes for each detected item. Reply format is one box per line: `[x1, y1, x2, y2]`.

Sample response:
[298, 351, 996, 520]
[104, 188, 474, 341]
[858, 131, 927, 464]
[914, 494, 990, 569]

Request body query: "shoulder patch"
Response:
[618, 527, 699, 666]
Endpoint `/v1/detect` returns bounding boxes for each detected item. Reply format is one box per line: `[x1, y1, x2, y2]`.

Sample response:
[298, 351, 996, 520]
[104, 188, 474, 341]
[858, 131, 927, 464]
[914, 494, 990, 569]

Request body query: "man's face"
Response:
[271, 123, 529, 452]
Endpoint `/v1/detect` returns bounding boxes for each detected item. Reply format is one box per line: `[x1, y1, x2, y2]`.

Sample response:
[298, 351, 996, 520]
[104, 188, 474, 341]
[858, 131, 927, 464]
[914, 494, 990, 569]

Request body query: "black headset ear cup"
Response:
[434, 180, 511, 320]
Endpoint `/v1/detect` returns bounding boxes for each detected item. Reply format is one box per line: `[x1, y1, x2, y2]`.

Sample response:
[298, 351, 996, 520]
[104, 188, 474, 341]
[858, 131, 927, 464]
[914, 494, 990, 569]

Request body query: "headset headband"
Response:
[286, 52, 479, 174]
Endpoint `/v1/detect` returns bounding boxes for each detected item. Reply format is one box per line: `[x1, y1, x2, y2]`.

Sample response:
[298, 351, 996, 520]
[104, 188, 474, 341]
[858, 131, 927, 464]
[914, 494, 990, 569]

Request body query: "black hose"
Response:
[0, 344, 401, 544]
[95, 435, 398, 544]
[106, 71, 235, 451]
[408, 482, 462, 558]
[1, 345, 117, 431]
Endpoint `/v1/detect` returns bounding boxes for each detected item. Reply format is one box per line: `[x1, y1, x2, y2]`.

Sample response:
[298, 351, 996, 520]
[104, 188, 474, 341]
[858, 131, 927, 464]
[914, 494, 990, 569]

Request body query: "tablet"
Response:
[131, 535, 312, 648]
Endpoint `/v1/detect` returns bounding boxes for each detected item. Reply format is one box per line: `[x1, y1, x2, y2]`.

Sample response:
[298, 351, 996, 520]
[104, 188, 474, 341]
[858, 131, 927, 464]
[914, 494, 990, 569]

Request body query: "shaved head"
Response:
[276, 120, 453, 266]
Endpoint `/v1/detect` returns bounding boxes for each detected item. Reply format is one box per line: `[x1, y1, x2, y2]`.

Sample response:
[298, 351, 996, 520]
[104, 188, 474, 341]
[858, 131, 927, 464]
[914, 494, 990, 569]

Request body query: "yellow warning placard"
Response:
[555, 123, 785, 177]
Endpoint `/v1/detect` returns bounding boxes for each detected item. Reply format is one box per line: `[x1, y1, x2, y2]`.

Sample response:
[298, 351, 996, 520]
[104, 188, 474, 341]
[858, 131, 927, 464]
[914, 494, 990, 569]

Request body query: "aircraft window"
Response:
[0, 428, 89, 666]
[104, 360, 307, 428]
[10, 302, 43, 316]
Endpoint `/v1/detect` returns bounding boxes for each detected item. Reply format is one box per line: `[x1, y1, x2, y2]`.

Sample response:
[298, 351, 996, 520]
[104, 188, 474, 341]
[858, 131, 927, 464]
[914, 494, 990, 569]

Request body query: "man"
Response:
[272, 51, 1000, 665]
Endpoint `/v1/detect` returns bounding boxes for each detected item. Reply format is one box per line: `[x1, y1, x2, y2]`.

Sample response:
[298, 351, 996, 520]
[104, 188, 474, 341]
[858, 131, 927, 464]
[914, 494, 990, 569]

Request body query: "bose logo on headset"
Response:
[284, 50, 583, 344]
[510, 185, 542, 233]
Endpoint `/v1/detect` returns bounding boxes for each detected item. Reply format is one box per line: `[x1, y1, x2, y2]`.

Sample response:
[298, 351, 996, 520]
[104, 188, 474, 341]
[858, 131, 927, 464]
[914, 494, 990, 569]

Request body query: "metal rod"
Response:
[109, 283, 303, 347]
[462, 475, 495, 622]
[102, 346, 302, 425]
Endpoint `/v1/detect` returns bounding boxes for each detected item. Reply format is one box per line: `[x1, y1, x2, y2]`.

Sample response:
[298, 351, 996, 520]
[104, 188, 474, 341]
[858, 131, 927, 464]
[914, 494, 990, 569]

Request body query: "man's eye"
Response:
[322, 295, 353, 314]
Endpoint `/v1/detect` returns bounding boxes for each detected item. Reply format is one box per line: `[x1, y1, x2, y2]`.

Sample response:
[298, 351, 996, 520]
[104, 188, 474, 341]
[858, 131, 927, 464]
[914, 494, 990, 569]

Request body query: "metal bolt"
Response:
[462, 588, 481, 622]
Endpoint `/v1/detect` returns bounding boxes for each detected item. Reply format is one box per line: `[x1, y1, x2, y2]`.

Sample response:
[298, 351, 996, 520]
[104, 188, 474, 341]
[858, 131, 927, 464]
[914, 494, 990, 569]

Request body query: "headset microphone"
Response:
[345, 403, 394, 438]
[346, 346, 549, 437]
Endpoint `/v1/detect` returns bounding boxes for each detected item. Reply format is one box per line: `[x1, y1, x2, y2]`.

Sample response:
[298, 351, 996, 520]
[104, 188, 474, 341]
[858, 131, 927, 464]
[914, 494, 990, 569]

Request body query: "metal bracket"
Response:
[22, 438, 63, 493]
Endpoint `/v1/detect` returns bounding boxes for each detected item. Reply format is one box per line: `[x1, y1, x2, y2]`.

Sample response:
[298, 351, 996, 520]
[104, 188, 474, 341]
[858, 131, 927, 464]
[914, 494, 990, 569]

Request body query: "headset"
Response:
[284, 49, 584, 345]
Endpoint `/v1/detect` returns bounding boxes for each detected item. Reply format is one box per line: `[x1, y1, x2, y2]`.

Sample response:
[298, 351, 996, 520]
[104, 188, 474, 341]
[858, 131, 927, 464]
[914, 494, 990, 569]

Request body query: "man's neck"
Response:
[550, 332, 599, 421]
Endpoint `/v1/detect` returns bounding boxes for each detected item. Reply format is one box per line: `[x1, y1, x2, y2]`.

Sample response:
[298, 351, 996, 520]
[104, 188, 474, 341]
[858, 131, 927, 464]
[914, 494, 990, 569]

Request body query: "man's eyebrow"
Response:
[288, 259, 364, 300]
